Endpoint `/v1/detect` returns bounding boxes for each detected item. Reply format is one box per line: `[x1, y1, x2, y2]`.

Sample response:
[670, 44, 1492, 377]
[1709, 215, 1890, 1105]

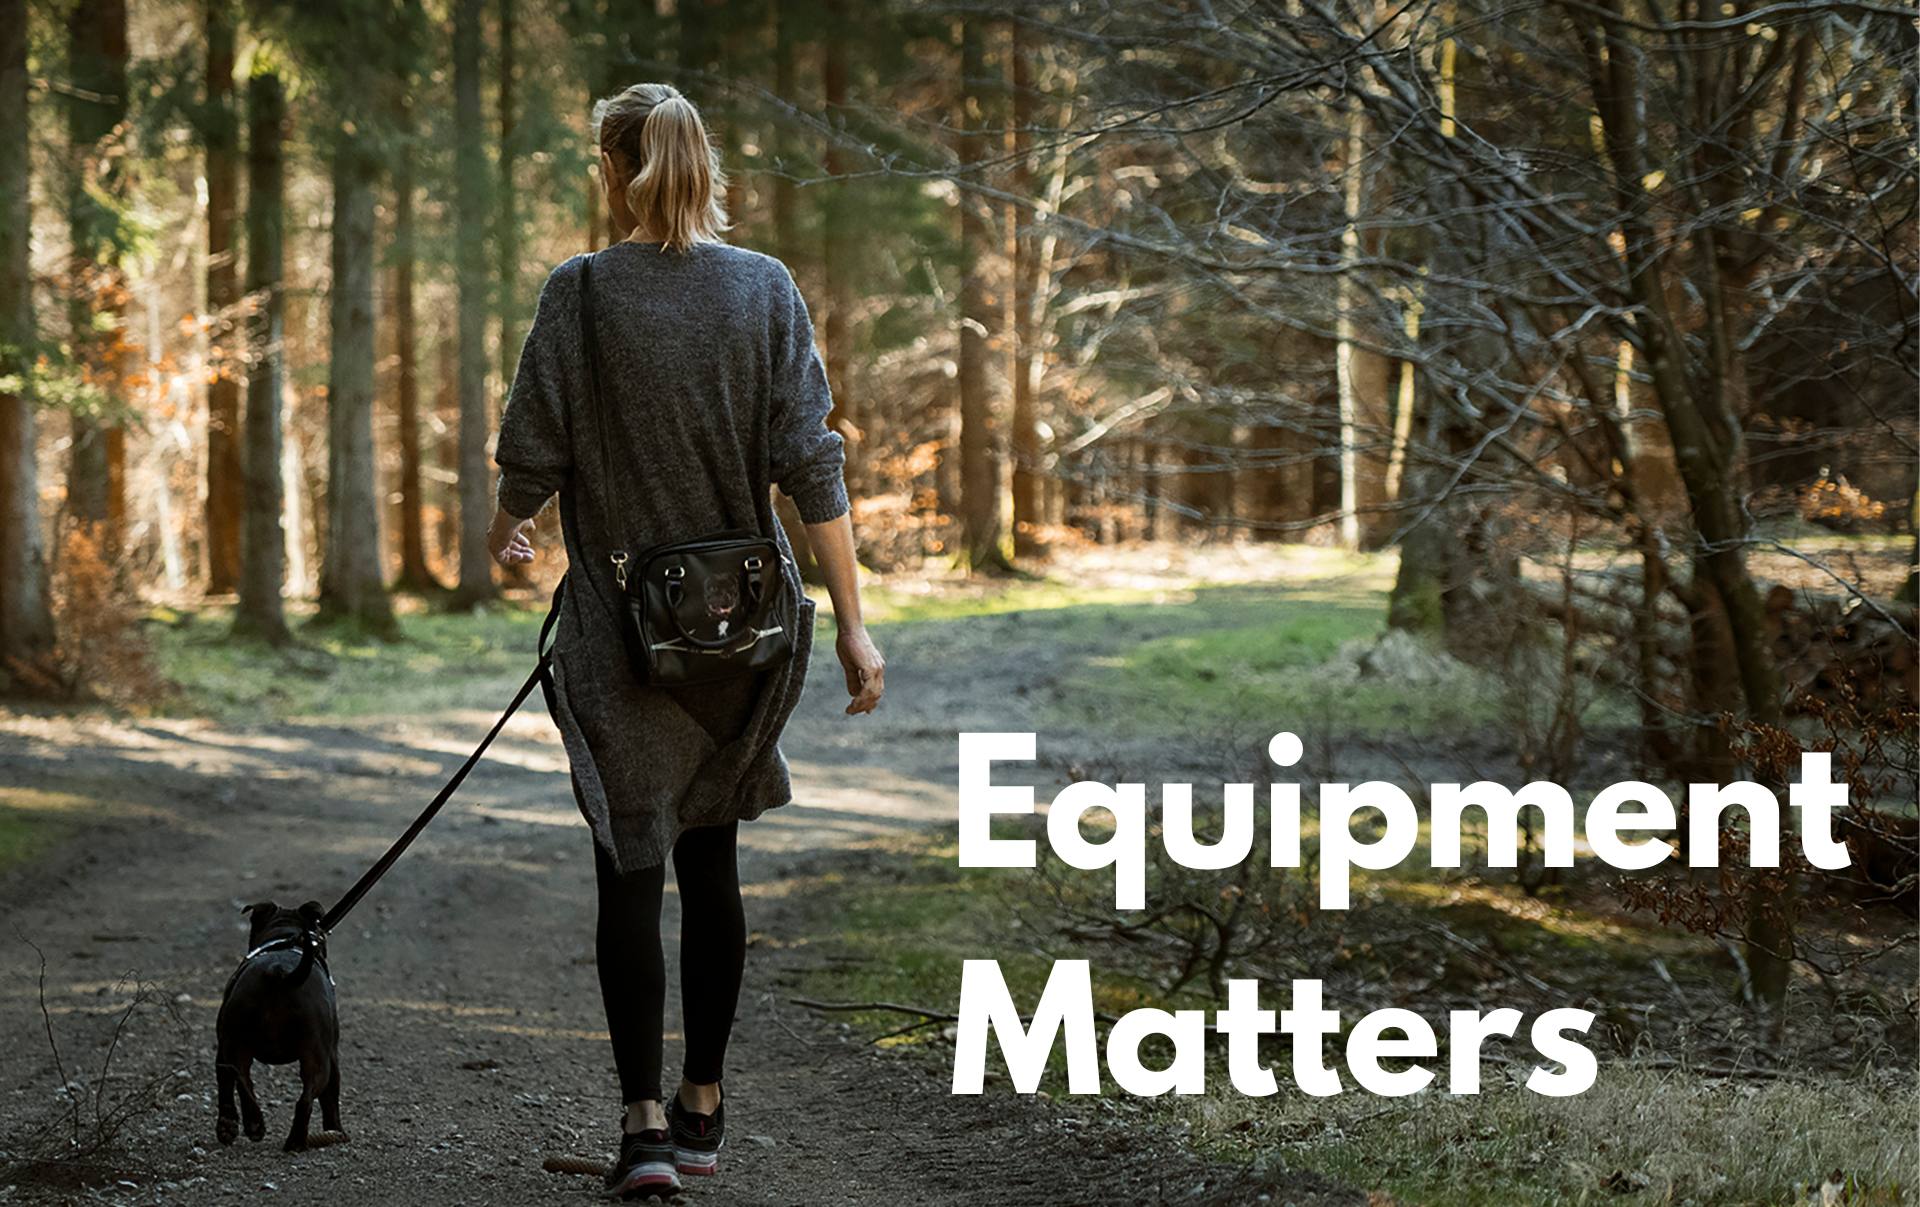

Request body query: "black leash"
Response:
[320, 580, 566, 934]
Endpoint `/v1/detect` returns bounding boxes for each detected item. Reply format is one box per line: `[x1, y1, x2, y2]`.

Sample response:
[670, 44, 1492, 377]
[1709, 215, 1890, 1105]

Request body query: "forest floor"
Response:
[0, 539, 1913, 1206]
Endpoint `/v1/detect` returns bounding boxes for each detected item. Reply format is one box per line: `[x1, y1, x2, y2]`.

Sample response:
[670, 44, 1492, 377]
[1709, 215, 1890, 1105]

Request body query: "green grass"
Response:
[146, 603, 549, 722]
[863, 578, 1181, 625]
[0, 807, 68, 871]
[790, 835, 1190, 1078]
[0, 787, 112, 875]
[1051, 581, 1497, 737]
[860, 546, 1382, 626]
[863, 549, 1503, 738]
[1186, 1064, 1915, 1206]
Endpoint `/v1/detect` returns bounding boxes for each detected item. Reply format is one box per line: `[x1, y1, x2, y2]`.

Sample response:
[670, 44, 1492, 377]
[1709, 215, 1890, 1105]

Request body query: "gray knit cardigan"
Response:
[494, 240, 849, 873]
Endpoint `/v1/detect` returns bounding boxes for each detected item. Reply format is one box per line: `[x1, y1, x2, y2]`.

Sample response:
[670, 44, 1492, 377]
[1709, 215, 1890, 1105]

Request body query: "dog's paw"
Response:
[216, 1116, 238, 1145]
[245, 1118, 265, 1143]
[282, 1136, 307, 1154]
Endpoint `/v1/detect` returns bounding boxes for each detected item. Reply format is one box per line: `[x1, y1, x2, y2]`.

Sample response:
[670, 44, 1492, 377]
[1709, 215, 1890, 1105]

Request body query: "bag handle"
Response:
[577, 253, 633, 589]
[661, 556, 772, 650]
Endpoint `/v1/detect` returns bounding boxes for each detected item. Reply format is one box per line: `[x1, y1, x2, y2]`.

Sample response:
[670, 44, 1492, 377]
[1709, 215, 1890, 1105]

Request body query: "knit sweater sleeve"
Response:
[494, 258, 582, 520]
[767, 267, 850, 525]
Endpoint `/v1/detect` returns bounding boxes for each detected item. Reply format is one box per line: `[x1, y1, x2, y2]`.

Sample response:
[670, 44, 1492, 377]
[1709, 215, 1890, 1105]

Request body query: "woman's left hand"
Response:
[488, 508, 538, 566]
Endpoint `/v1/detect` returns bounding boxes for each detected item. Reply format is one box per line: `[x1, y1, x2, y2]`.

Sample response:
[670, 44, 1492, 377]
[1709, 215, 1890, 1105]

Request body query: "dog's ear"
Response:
[242, 900, 277, 943]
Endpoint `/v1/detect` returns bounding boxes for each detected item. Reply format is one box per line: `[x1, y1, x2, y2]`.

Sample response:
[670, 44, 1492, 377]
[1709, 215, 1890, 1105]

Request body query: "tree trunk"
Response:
[956, 20, 1010, 572]
[1897, 498, 1917, 605]
[820, 0, 857, 484]
[1141, 442, 1164, 540]
[1572, 0, 1790, 1012]
[0, 0, 54, 683]
[318, 141, 396, 634]
[767, 0, 820, 587]
[436, 326, 458, 561]
[392, 109, 438, 593]
[1384, 29, 1503, 643]
[1384, 284, 1421, 503]
[1333, 93, 1366, 551]
[771, 0, 798, 265]
[65, 0, 129, 557]
[203, 0, 242, 593]
[452, 0, 495, 605]
[235, 68, 291, 644]
[496, 0, 521, 388]
[1009, 19, 1040, 559]
[1387, 388, 1456, 637]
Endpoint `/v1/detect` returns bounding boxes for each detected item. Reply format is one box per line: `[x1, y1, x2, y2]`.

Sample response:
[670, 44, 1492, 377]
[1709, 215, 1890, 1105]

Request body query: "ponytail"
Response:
[592, 84, 729, 253]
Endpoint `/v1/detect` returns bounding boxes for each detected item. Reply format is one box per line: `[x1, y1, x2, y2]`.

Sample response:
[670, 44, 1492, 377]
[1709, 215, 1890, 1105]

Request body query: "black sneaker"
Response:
[604, 1126, 679, 1200]
[665, 1089, 724, 1176]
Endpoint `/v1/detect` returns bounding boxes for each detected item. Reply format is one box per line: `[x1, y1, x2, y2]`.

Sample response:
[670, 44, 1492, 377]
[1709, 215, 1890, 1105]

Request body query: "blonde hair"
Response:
[592, 83, 729, 253]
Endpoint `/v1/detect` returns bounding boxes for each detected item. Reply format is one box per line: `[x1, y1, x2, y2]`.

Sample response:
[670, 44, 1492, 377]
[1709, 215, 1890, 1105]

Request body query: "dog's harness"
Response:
[318, 583, 564, 934]
[224, 931, 333, 996]
[240, 935, 324, 966]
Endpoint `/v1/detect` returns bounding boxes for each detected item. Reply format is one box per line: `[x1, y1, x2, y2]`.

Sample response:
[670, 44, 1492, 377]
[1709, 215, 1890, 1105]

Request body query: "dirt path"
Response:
[0, 588, 1360, 1206]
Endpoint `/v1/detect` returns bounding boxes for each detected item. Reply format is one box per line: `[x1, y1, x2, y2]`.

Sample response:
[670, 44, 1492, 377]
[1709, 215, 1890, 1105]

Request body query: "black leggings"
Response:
[592, 822, 746, 1105]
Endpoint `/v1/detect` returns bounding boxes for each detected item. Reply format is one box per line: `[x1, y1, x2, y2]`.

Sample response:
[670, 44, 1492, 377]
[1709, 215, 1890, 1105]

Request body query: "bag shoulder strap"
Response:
[577, 253, 633, 587]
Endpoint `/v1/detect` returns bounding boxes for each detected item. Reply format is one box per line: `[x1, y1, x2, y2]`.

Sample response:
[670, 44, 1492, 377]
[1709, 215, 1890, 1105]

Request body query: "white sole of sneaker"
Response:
[674, 1147, 720, 1176]
[606, 1160, 680, 1200]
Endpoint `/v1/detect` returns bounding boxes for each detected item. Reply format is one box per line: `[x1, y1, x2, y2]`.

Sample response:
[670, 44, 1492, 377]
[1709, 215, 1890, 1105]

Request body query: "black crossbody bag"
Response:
[576, 252, 797, 686]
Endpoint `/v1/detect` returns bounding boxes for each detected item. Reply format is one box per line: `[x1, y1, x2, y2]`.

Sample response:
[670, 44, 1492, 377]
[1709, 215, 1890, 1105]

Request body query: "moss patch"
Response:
[147, 603, 549, 722]
[0, 787, 112, 874]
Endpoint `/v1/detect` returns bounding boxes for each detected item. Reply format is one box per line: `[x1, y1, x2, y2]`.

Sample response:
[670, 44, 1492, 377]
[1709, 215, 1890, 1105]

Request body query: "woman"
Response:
[484, 82, 885, 1200]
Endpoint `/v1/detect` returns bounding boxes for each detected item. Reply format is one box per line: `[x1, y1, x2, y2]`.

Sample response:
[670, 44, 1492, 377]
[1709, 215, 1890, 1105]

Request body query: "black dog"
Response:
[215, 900, 342, 1152]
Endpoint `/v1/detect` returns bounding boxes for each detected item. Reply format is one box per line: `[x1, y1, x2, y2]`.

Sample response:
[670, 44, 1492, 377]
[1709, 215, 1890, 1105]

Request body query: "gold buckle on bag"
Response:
[610, 551, 629, 589]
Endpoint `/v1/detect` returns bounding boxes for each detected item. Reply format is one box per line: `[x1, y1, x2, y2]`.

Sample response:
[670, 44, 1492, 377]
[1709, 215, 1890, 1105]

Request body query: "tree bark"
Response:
[65, 0, 129, 556]
[0, 0, 54, 683]
[392, 104, 438, 592]
[203, 0, 243, 593]
[1009, 18, 1040, 559]
[235, 67, 290, 644]
[767, 0, 821, 586]
[436, 326, 458, 561]
[1333, 93, 1366, 551]
[820, 0, 857, 485]
[1568, 0, 1790, 1011]
[771, 0, 799, 265]
[496, 0, 521, 389]
[1384, 19, 1499, 642]
[956, 19, 1010, 572]
[452, 0, 495, 605]
[318, 138, 396, 633]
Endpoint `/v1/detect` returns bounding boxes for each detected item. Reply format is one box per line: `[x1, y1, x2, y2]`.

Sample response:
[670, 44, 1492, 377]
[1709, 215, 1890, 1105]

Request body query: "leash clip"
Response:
[610, 551, 630, 590]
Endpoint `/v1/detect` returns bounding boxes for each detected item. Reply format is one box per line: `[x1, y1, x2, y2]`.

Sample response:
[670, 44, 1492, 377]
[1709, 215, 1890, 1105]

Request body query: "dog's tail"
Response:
[274, 901, 326, 991]
[276, 935, 319, 990]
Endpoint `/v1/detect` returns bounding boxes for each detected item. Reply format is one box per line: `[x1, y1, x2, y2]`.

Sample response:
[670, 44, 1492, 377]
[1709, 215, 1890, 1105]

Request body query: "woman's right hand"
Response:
[836, 624, 885, 715]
